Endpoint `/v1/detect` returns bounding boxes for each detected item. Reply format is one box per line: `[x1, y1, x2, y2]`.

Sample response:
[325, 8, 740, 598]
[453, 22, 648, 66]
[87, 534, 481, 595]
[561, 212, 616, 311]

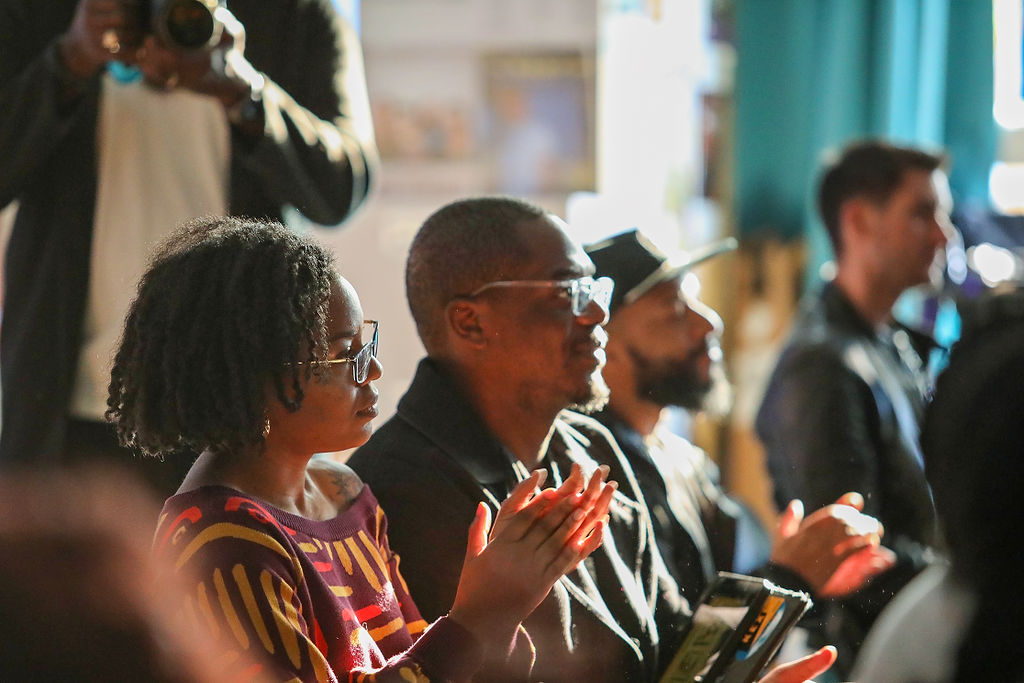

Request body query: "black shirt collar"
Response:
[395, 358, 517, 487]
[819, 280, 878, 339]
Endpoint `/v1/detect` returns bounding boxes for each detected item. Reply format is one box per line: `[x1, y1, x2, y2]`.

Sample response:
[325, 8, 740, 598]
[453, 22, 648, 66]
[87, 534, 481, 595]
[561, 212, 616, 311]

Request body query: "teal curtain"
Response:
[734, 0, 995, 284]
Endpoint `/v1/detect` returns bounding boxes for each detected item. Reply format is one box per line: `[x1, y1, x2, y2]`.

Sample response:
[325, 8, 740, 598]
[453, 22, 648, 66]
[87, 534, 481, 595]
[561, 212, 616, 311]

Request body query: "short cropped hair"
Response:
[818, 140, 944, 256]
[107, 216, 336, 458]
[405, 196, 545, 352]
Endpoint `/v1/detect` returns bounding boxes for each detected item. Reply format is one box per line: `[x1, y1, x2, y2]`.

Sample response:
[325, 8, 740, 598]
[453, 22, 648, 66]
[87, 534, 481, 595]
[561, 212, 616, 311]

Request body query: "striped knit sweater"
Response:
[154, 484, 483, 682]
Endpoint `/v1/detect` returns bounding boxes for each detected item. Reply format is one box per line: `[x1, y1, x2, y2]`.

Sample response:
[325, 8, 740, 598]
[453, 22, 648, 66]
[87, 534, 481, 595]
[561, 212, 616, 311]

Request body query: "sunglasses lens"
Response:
[353, 323, 379, 383]
[354, 351, 366, 383]
[571, 278, 614, 317]
[571, 283, 587, 316]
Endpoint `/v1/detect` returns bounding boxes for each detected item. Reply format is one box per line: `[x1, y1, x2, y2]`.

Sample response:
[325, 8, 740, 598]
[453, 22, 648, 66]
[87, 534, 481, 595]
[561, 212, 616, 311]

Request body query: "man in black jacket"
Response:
[756, 140, 952, 671]
[0, 0, 376, 493]
[350, 196, 872, 681]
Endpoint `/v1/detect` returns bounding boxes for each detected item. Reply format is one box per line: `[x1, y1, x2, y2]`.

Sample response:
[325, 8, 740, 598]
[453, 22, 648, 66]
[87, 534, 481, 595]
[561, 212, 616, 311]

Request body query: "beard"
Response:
[569, 368, 611, 414]
[629, 345, 732, 417]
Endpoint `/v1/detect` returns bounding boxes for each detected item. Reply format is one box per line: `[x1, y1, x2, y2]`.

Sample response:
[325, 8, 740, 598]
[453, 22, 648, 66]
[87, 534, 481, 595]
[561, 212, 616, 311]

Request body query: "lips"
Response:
[574, 339, 604, 354]
[574, 326, 607, 352]
[570, 331, 608, 367]
[356, 391, 379, 418]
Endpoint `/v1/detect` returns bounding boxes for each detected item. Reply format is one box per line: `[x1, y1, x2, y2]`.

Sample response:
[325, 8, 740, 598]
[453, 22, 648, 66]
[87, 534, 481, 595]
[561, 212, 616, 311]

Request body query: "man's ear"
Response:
[840, 197, 876, 244]
[445, 299, 488, 349]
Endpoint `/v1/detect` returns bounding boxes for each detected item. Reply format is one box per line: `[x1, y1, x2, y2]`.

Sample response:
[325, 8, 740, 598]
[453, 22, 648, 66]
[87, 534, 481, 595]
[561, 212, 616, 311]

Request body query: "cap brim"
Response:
[621, 237, 739, 306]
[683, 236, 739, 268]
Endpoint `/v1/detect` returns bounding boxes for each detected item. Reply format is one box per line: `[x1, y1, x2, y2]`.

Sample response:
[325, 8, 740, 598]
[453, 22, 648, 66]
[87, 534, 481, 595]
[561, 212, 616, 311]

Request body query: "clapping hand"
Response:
[449, 464, 616, 650]
[771, 492, 897, 597]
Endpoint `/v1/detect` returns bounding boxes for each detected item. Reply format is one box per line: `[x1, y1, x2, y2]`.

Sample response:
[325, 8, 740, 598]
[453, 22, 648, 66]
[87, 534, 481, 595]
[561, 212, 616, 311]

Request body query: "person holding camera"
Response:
[0, 0, 378, 494]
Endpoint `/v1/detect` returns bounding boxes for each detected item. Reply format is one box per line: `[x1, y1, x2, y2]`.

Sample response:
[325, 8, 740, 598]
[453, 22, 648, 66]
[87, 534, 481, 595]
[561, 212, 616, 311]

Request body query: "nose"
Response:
[575, 297, 610, 326]
[933, 212, 954, 250]
[361, 355, 384, 385]
[688, 297, 722, 342]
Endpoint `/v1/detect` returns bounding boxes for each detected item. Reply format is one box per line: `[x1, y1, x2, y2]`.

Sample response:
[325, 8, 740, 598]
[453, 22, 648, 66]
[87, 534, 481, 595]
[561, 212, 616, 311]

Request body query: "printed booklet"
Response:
[659, 572, 813, 683]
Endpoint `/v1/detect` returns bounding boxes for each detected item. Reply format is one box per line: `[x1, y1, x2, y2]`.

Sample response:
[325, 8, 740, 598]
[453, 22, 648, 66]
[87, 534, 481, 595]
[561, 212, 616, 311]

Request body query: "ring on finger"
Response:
[101, 29, 121, 54]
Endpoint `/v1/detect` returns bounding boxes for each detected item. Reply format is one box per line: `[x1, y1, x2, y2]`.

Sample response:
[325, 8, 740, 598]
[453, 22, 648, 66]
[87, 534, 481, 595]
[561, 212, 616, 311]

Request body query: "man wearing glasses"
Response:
[349, 196, 680, 681]
[348, 197, 840, 681]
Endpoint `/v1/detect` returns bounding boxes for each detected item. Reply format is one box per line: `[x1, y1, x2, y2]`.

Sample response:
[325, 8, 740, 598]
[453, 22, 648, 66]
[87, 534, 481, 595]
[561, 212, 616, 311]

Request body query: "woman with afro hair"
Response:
[106, 215, 615, 682]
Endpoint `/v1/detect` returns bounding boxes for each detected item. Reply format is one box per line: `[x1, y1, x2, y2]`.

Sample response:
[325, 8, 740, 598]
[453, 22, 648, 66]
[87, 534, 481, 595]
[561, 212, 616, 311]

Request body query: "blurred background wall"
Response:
[306, 0, 1012, 528]
[5, 0, 1017, 527]
[313, 0, 732, 444]
[264, 0, 1012, 527]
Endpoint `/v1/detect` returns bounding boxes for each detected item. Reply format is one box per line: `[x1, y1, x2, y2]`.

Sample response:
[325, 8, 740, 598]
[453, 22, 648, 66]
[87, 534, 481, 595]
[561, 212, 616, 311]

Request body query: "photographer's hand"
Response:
[60, 0, 143, 81]
[134, 7, 260, 119]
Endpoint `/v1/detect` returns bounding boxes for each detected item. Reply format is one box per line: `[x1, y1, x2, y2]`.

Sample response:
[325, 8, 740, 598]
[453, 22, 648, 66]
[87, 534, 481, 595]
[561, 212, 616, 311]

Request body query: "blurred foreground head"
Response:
[922, 287, 1024, 682]
[0, 467, 224, 681]
[924, 288, 1024, 576]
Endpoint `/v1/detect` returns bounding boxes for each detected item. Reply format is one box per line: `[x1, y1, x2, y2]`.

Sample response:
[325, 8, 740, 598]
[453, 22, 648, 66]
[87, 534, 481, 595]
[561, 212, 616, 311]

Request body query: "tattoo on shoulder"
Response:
[329, 470, 364, 505]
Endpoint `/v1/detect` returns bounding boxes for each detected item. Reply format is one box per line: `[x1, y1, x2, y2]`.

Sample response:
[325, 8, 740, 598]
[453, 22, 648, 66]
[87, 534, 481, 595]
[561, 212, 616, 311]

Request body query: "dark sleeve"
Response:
[0, 5, 94, 206]
[755, 562, 815, 596]
[756, 345, 882, 517]
[363, 461, 474, 622]
[584, 423, 694, 674]
[685, 444, 767, 572]
[231, 0, 378, 225]
[353, 450, 535, 681]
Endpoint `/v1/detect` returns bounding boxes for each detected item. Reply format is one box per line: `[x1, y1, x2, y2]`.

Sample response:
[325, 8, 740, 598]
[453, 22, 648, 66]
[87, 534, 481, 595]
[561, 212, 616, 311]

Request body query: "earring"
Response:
[262, 414, 271, 439]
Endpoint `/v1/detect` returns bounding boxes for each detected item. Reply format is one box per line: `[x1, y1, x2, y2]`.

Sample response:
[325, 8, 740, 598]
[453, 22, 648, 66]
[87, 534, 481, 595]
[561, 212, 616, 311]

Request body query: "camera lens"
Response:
[154, 0, 217, 50]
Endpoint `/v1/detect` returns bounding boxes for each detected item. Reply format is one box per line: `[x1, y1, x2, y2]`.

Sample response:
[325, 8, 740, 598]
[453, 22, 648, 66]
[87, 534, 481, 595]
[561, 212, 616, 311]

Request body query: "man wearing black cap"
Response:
[585, 229, 895, 606]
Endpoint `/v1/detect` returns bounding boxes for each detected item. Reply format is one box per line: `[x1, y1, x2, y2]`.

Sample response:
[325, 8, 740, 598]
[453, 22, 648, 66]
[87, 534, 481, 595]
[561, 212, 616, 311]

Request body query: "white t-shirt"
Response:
[69, 72, 230, 420]
[852, 562, 976, 683]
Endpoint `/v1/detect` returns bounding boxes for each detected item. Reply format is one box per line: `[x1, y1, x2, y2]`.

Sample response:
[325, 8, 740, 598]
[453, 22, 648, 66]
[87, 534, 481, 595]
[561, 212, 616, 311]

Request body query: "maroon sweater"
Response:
[155, 484, 486, 682]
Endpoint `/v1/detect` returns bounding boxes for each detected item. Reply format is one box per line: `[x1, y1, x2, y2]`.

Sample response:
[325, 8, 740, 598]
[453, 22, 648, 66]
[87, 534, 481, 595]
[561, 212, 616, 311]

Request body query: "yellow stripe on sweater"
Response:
[196, 581, 220, 639]
[345, 537, 382, 593]
[213, 567, 249, 649]
[232, 563, 275, 655]
[358, 530, 390, 580]
[261, 570, 302, 669]
[367, 616, 405, 642]
[175, 522, 303, 586]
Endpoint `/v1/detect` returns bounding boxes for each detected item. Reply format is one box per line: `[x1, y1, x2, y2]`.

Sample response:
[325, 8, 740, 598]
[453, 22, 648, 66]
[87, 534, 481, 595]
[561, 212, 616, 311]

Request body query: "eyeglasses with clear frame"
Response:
[466, 276, 614, 319]
[288, 320, 378, 384]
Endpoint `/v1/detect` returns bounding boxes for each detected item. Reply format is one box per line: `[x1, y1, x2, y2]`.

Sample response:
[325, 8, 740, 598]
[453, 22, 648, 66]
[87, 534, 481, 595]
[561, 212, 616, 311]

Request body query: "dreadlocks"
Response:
[107, 216, 335, 458]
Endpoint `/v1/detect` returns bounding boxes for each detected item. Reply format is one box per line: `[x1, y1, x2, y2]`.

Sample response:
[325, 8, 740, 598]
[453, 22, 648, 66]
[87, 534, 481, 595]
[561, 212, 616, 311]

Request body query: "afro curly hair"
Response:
[106, 216, 337, 458]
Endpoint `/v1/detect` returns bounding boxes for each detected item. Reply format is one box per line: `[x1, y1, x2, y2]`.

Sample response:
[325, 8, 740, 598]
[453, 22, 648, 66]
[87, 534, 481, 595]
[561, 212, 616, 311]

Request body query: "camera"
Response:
[139, 0, 222, 51]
